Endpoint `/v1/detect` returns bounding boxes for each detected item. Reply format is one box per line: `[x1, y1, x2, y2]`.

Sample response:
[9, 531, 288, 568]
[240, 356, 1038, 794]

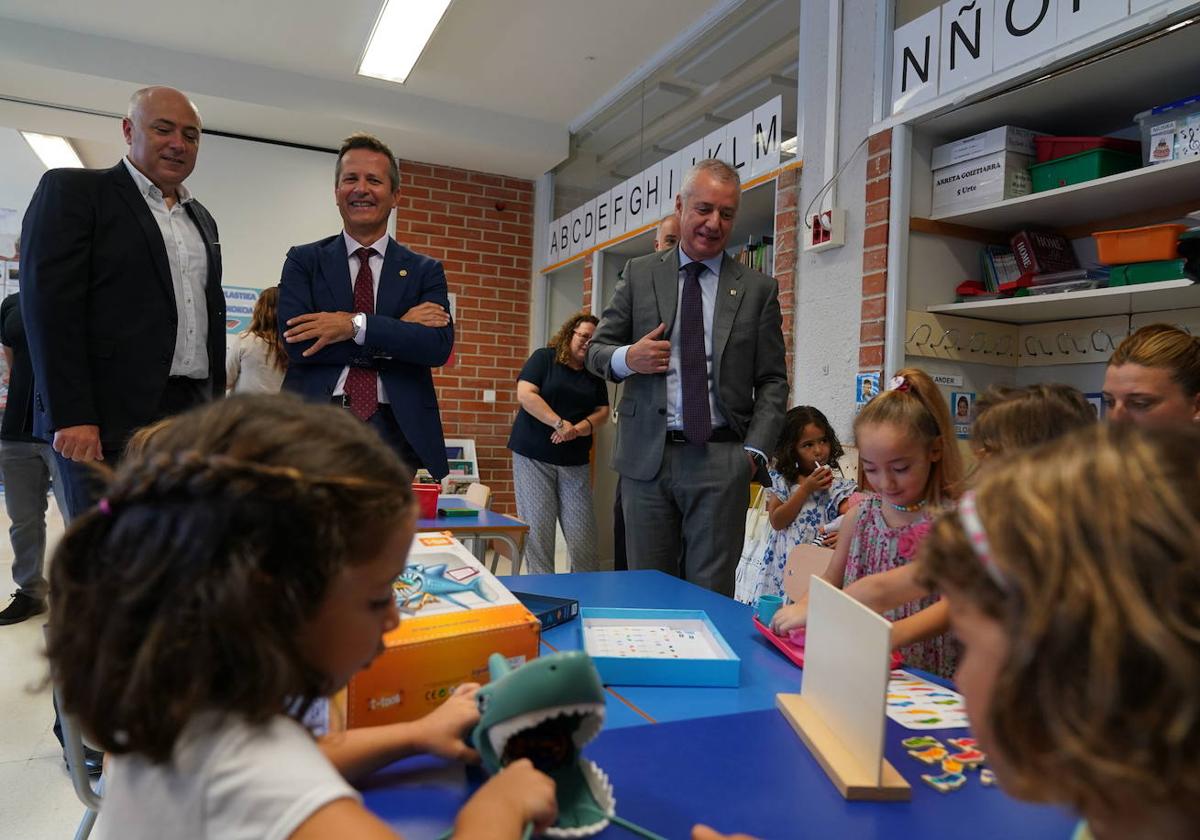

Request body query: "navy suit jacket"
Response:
[278, 234, 452, 478]
[20, 162, 225, 448]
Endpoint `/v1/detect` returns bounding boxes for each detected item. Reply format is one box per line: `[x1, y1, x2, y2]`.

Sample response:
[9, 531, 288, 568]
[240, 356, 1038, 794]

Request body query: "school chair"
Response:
[463, 482, 492, 564]
[53, 683, 102, 840]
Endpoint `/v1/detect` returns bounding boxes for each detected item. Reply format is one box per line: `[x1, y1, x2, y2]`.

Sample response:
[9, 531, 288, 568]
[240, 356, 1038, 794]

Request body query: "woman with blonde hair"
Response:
[1103, 323, 1200, 428]
[227, 287, 288, 394]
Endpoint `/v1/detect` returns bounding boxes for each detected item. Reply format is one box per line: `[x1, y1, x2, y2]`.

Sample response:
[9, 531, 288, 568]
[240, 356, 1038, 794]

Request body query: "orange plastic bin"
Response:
[412, 483, 440, 519]
[1092, 224, 1187, 265]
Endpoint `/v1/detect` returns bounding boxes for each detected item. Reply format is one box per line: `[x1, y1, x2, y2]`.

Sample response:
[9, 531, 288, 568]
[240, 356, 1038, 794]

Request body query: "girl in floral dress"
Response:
[738, 406, 855, 603]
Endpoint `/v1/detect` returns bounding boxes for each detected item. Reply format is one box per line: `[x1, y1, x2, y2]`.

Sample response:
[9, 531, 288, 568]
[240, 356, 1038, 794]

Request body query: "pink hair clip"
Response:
[98, 498, 112, 516]
[958, 490, 1004, 586]
[887, 375, 909, 392]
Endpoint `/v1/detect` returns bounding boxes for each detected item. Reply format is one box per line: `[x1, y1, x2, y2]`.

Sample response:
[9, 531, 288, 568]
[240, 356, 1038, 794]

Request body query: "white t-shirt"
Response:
[94, 713, 358, 840]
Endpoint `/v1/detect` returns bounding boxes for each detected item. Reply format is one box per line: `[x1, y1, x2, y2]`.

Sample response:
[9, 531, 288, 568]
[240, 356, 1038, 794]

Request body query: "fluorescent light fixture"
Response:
[358, 0, 453, 84]
[21, 132, 83, 170]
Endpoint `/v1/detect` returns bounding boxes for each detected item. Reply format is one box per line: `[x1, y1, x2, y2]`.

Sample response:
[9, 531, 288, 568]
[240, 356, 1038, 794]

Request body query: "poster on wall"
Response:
[856, 372, 881, 405]
[223, 286, 259, 334]
[951, 390, 975, 439]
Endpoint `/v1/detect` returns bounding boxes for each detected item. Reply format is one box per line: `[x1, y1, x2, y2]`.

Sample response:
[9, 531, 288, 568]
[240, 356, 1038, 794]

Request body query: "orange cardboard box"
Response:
[335, 533, 540, 729]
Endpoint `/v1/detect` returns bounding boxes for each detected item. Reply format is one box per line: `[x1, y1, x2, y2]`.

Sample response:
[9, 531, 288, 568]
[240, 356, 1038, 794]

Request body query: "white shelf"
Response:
[927, 279, 1200, 324]
[926, 156, 1200, 233]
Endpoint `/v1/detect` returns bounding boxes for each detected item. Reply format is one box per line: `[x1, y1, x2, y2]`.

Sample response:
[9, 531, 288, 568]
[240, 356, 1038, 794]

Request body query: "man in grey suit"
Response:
[587, 159, 788, 595]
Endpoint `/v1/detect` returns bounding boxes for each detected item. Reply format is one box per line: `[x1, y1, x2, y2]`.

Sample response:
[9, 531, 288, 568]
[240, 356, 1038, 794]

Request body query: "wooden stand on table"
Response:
[776, 694, 910, 801]
[777, 577, 911, 802]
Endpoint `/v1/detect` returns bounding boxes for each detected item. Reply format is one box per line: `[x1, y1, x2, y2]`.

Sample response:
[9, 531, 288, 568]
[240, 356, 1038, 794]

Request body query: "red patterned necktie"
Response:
[680, 261, 711, 445]
[344, 246, 377, 421]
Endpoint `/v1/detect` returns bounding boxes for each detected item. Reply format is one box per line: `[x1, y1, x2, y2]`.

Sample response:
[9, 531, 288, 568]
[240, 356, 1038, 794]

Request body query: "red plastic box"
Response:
[1034, 136, 1141, 163]
[412, 483, 440, 519]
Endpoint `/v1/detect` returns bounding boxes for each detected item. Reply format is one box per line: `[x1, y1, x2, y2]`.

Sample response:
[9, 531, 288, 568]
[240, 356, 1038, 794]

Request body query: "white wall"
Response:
[188, 134, 342, 289]
[791, 0, 878, 441]
[0, 107, 344, 291]
[0, 129, 52, 255]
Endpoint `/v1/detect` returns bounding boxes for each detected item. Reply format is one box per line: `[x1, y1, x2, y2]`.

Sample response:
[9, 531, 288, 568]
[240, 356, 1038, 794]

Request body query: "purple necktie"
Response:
[345, 247, 377, 421]
[680, 261, 711, 445]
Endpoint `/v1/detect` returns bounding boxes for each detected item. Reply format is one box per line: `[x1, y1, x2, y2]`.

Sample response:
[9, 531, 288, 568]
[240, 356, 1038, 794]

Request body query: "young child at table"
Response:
[46, 394, 556, 840]
[771, 368, 962, 676]
[735, 405, 856, 602]
[785, 383, 1097, 622]
[920, 423, 1200, 840]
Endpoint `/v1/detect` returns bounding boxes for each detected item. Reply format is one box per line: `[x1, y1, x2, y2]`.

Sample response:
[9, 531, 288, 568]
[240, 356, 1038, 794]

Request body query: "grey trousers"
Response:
[1, 440, 66, 600]
[512, 452, 600, 576]
[621, 440, 751, 596]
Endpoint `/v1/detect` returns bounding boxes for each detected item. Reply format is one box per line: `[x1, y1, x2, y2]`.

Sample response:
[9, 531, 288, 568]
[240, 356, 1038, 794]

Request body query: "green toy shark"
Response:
[470, 652, 665, 839]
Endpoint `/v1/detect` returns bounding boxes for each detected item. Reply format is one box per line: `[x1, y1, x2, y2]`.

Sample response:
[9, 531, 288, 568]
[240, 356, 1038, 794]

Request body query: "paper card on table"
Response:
[886, 669, 970, 729]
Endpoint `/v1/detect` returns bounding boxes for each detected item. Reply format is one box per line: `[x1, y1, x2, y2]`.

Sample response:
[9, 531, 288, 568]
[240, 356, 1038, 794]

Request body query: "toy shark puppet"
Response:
[471, 652, 663, 839]
[394, 563, 493, 610]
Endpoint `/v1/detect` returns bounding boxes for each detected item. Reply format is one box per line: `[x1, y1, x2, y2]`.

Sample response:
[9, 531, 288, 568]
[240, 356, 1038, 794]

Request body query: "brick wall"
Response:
[774, 167, 799, 372]
[860, 129, 892, 377]
[582, 257, 594, 314]
[395, 160, 534, 514]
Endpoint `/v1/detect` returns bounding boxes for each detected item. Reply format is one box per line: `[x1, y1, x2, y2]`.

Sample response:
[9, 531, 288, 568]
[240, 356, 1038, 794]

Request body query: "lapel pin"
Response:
[399, 269, 408, 277]
[730, 289, 737, 296]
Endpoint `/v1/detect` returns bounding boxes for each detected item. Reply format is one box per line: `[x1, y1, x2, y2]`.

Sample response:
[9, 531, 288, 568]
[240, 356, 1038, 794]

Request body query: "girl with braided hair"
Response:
[46, 394, 556, 839]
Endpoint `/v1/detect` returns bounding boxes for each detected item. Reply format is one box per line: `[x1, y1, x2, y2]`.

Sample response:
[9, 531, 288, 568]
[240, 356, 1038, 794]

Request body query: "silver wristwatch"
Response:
[554, 418, 565, 431]
[350, 312, 366, 340]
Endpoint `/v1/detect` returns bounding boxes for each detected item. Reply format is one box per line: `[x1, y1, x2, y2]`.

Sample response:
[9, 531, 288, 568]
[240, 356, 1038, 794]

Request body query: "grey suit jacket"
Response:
[586, 248, 788, 481]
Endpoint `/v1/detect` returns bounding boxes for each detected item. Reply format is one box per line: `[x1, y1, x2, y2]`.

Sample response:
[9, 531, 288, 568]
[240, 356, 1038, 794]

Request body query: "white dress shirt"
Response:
[333, 231, 390, 403]
[122, 158, 209, 379]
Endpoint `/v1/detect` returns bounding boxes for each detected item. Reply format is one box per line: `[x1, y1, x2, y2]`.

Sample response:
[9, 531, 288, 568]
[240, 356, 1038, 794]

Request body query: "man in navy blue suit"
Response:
[279, 133, 452, 478]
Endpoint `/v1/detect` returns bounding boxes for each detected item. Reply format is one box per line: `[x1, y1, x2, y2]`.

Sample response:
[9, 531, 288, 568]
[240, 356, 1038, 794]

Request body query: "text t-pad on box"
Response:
[337, 533, 540, 728]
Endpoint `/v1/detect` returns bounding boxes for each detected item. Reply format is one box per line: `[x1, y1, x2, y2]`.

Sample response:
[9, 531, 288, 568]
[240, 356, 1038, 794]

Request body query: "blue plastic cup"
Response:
[756, 594, 784, 626]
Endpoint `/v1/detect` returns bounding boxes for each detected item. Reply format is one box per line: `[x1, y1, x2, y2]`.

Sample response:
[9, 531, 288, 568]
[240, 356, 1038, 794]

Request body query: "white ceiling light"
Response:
[20, 132, 83, 170]
[358, 0, 454, 84]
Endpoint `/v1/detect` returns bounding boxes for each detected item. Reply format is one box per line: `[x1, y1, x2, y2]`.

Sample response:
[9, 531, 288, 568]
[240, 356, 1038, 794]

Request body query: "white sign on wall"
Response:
[993, 0, 1059, 73]
[1058, 0, 1129, 43]
[939, 0, 995, 95]
[890, 0, 1178, 116]
[582, 197, 598, 250]
[751, 97, 783, 176]
[892, 9, 943, 114]
[545, 95, 786, 265]
[642, 161, 664, 223]
[726, 113, 755, 177]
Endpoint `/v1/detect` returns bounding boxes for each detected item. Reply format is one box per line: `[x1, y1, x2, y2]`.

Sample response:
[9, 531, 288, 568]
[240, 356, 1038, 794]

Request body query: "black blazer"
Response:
[20, 162, 225, 448]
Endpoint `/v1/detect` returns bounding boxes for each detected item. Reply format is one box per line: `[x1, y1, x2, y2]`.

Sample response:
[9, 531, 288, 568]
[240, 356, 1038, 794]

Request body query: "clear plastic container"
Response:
[1135, 94, 1200, 165]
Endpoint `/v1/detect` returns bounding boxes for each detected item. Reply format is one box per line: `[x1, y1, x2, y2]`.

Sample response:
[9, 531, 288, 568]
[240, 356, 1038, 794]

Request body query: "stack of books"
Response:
[730, 236, 774, 275]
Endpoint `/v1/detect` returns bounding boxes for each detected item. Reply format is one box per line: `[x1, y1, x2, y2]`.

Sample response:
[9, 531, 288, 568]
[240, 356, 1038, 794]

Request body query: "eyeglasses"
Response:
[572, 330, 594, 342]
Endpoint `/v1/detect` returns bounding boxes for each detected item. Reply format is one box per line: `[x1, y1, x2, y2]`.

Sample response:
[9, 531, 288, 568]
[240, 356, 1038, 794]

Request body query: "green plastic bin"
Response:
[1108, 259, 1188, 286]
[1029, 148, 1140, 192]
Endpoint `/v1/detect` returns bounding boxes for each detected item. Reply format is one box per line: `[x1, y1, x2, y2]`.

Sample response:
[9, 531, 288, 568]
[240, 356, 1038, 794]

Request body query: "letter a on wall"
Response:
[939, 0, 994, 95]
[891, 9, 942, 114]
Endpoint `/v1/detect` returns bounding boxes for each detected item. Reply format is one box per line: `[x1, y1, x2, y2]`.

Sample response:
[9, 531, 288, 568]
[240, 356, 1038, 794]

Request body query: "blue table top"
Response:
[361, 710, 1076, 840]
[416, 496, 527, 531]
[359, 570, 1077, 839]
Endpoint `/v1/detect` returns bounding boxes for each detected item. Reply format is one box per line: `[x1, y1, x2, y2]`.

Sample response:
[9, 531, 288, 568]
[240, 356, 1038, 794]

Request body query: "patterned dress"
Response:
[845, 494, 957, 678]
[751, 467, 855, 601]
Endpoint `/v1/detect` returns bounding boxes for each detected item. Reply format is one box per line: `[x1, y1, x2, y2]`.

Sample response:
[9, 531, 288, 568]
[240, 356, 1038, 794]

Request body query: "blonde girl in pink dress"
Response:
[772, 367, 963, 677]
